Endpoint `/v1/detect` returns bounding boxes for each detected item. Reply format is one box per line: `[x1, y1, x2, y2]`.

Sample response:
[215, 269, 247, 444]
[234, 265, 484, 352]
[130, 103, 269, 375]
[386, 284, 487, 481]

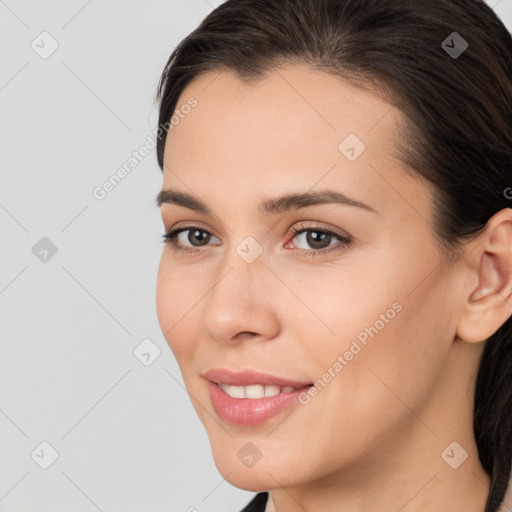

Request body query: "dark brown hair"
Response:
[154, 1, 512, 510]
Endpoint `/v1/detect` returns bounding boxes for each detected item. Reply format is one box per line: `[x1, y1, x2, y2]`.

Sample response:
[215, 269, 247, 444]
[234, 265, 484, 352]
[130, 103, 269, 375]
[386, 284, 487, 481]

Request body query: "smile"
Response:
[217, 383, 307, 399]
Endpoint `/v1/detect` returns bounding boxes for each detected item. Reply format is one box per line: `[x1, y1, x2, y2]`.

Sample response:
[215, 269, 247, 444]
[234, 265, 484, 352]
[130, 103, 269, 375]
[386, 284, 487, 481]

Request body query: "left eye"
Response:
[289, 228, 349, 251]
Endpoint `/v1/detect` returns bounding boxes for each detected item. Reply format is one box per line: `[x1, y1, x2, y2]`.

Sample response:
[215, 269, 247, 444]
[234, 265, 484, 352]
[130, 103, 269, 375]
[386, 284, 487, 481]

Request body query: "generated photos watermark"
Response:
[299, 301, 403, 404]
[92, 97, 198, 201]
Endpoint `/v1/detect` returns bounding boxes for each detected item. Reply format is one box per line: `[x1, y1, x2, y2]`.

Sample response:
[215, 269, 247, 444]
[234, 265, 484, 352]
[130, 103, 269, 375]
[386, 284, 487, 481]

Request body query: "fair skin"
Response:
[156, 63, 512, 512]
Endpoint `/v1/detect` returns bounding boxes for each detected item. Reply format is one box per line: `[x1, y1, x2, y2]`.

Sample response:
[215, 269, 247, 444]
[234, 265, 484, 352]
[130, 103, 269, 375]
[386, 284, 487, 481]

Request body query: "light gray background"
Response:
[1, 1, 511, 511]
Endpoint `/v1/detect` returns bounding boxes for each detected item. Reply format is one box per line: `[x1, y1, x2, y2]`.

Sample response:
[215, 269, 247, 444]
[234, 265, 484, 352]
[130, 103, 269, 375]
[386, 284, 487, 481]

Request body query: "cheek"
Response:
[274, 260, 402, 360]
[320, 271, 453, 435]
[288, 250, 453, 426]
[156, 253, 201, 362]
[155, 253, 176, 335]
[280, 287, 451, 481]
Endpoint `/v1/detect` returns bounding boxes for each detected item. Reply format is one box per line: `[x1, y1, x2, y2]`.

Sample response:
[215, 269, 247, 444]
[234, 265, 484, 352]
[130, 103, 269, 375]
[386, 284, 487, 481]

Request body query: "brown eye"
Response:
[162, 227, 220, 252]
[293, 228, 349, 250]
[289, 226, 352, 255]
[185, 229, 211, 246]
[302, 230, 333, 250]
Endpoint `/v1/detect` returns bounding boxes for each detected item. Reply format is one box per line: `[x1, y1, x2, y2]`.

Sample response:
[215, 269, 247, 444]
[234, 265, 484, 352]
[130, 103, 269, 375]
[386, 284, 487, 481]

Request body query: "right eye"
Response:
[162, 227, 221, 253]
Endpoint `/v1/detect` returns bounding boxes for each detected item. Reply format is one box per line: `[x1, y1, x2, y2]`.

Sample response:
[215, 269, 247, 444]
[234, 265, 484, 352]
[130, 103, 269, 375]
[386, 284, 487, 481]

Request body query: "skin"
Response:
[156, 63, 512, 512]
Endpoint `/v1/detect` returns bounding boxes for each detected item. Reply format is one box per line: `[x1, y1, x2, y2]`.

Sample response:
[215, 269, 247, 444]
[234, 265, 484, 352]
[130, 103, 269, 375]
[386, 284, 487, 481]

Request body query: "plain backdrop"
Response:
[1, 1, 511, 511]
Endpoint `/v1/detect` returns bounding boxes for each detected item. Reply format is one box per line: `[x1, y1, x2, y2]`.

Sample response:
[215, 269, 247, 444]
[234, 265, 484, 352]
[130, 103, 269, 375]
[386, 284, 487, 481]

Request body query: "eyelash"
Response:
[161, 223, 353, 258]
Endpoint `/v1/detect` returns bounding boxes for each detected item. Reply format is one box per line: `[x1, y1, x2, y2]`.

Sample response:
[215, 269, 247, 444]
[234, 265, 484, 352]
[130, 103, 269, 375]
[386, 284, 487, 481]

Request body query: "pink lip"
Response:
[207, 382, 311, 425]
[204, 369, 313, 425]
[203, 368, 312, 387]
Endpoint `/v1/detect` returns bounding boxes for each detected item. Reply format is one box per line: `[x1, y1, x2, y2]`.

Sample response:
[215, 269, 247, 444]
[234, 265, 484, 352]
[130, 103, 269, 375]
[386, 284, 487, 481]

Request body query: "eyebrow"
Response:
[156, 189, 378, 216]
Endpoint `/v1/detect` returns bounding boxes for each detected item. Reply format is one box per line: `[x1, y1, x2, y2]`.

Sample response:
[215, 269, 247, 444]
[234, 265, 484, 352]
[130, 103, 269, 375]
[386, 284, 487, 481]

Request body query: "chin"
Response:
[223, 472, 273, 493]
[209, 441, 303, 492]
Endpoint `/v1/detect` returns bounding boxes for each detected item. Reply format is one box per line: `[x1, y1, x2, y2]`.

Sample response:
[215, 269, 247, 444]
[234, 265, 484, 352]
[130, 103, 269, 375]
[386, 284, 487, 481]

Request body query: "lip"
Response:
[204, 368, 313, 425]
[203, 368, 312, 387]
[207, 381, 311, 425]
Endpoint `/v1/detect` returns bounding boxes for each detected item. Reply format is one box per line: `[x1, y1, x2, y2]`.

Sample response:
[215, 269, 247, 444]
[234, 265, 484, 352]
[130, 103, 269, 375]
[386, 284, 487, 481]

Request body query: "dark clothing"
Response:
[239, 492, 269, 512]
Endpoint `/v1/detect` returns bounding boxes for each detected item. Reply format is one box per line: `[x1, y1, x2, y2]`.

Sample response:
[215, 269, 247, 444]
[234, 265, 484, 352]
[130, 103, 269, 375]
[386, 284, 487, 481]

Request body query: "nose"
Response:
[201, 244, 281, 346]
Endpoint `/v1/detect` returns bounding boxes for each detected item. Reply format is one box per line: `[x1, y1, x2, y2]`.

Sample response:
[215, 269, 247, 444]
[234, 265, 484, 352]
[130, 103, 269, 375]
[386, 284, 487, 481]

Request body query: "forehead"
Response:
[166, 62, 399, 154]
[162, 63, 429, 218]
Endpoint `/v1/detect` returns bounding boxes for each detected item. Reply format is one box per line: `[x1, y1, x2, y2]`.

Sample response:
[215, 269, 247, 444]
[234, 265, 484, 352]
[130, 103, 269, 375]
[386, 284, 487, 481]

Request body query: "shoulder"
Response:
[238, 492, 269, 512]
[498, 482, 512, 512]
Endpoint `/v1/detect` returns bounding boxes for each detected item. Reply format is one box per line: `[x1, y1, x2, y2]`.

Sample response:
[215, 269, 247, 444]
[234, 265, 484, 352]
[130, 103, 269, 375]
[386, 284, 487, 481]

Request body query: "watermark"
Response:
[441, 32, 468, 59]
[237, 442, 263, 468]
[504, 187, 512, 200]
[31, 31, 59, 59]
[92, 97, 198, 201]
[441, 441, 468, 469]
[31, 441, 59, 469]
[32, 236, 58, 263]
[299, 301, 403, 404]
[133, 338, 161, 367]
[338, 133, 366, 162]
[236, 235, 264, 263]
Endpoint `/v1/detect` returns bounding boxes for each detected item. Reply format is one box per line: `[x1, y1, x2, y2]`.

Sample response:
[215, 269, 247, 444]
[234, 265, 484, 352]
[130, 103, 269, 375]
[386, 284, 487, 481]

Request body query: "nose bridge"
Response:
[201, 234, 279, 342]
[211, 234, 267, 309]
[215, 222, 267, 282]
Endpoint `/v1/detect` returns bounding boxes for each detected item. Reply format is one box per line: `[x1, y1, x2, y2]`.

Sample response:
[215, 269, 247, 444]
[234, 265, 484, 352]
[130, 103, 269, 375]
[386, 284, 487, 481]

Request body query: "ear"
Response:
[456, 208, 512, 343]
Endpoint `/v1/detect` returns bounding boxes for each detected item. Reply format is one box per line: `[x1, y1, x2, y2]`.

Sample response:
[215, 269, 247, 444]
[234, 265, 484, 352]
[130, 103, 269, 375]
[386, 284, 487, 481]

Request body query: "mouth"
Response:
[204, 368, 314, 425]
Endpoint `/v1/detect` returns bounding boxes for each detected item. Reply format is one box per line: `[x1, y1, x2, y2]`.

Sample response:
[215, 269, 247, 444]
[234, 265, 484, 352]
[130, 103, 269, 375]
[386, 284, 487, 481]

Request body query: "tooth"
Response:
[218, 382, 299, 399]
[229, 385, 245, 398]
[218, 383, 230, 393]
[245, 384, 265, 399]
[264, 385, 281, 397]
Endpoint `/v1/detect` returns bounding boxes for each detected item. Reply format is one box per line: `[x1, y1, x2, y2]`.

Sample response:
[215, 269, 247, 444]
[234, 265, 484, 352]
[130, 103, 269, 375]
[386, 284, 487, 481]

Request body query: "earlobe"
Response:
[456, 211, 512, 343]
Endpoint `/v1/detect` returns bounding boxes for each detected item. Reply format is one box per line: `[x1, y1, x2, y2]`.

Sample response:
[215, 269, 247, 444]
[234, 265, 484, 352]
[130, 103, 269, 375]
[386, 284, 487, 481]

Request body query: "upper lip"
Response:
[204, 368, 312, 387]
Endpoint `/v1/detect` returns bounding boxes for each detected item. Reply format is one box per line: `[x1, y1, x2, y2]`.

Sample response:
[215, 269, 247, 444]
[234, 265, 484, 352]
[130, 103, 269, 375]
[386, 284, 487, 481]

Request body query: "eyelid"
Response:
[166, 220, 214, 233]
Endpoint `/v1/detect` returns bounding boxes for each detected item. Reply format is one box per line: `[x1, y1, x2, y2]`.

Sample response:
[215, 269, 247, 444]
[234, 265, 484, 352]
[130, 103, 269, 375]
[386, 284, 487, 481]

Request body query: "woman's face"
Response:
[156, 63, 474, 491]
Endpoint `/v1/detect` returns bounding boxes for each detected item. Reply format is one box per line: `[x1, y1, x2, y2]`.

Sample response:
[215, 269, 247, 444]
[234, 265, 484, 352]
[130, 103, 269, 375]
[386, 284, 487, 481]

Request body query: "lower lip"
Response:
[207, 381, 311, 425]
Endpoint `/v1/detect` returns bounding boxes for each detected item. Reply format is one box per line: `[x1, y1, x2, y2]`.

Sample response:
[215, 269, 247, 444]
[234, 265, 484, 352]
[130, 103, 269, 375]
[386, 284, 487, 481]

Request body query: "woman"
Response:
[154, 0, 512, 510]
